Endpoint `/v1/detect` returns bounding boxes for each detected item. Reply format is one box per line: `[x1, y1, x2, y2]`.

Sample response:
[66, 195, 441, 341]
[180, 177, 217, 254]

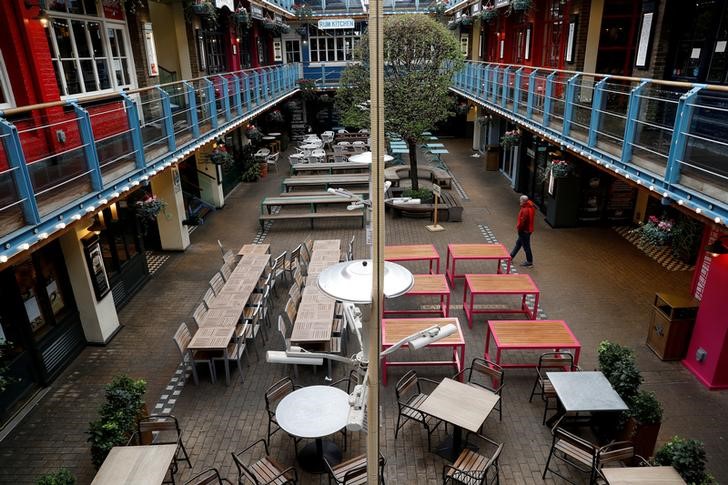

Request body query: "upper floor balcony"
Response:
[452, 61, 728, 226]
[0, 64, 301, 263]
[302, 0, 450, 16]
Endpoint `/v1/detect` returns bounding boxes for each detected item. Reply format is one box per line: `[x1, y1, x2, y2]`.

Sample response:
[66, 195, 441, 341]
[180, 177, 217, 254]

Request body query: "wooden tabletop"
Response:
[197, 307, 241, 328]
[382, 318, 463, 346]
[238, 243, 270, 256]
[91, 444, 177, 485]
[262, 195, 359, 206]
[313, 239, 341, 251]
[409, 274, 450, 295]
[488, 320, 579, 348]
[449, 243, 510, 259]
[309, 249, 341, 262]
[291, 162, 371, 172]
[282, 174, 370, 185]
[465, 274, 539, 293]
[385, 244, 440, 261]
[601, 466, 686, 484]
[419, 378, 499, 432]
[188, 326, 234, 350]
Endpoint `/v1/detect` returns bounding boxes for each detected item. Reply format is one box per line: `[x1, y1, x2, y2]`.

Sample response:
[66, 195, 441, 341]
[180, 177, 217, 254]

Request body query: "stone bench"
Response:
[384, 165, 452, 189]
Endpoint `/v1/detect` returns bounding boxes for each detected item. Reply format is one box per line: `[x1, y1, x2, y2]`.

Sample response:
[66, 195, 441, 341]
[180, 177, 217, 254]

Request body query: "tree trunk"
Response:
[407, 137, 419, 190]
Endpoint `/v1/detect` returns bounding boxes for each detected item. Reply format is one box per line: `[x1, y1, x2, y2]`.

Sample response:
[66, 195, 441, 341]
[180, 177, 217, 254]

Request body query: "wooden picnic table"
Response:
[384, 244, 441, 274]
[463, 274, 540, 327]
[484, 320, 581, 368]
[381, 317, 464, 386]
[313, 239, 341, 251]
[188, 326, 235, 385]
[91, 444, 178, 485]
[383, 274, 451, 317]
[445, 243, 511, 286]
[290, 161, 371, 175]
[602, 466, 686, 484]
[260, 195, 359, 215]
[238, 243, 270, 256]
[196, 306, 241, 328]
[281, 174, 370, 192]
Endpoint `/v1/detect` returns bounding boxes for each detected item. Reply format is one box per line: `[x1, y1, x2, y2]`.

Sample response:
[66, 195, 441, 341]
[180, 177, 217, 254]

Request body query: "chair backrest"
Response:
[202, 288, 216, 310]
[272, 252, 287, 272]
[481, 443, 504, 483]
[277, 314, 289, 348]
[193, 303, 207, 327]
[294, 266, 305, 288]
[173, 323, 192, 356]
[219, 263, 233, 282]
[469, 358, 504, 392]
[395, 370, 420, 401]
[303, 238, 314, 259]
[138, 415, 181, 444]
[209, 273, 225, 295]
[553, 426, 598, 463]
[231, 451, 261, 485]
[597, 441, 635, 467]
[217, 239, 226, 257]
[222, 250, 235, 266]
[266, 152, 279, 163]
[284, 297, 297, 325]
[538, 352, 575, 373]
[183, 468, 225, 485]
[265, 377, 296, 414]
[289, 244, 302, 266]
[288, 283, 301, 305]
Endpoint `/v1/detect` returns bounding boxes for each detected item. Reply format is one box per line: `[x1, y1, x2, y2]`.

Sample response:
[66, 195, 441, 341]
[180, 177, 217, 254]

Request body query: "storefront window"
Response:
[203, 31, 227, 74]
[670, 0, 720, 81]
[285, 40, 301, 63]
[543, 0, 567, 68]
[44, 4, 135, 96]
[309, 27, 360, 63]
[97, 203, 142, 278]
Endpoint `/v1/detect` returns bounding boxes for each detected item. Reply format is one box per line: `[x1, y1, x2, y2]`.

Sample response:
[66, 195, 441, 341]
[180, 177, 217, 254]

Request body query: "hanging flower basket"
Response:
[135, 194, 166, 222]
[429, 2, 447, 18]
[447, 19, 459, 30]
[245, 125, 263, 144]
[292, 3, 313, 20]
[480, 7, 498, 23]
[630, 215, 675, 247]
[511, 0, 532, 11]
[500, 129, 520, 148]
[548, 159, 572, 178]
[460, 16, 473, 26]
[190, 0, 216, 16]
[267, 109, 285, 124]
[233, 8, 249, 26]
[209, 144, 234, 170]
[296, 25, 308, 36]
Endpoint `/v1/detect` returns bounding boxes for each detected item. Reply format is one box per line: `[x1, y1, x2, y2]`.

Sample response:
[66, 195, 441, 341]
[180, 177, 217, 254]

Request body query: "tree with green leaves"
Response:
[336, 15, 464, 190]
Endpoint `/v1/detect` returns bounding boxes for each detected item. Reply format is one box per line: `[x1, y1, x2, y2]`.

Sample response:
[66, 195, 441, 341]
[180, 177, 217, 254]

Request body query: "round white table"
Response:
[267, 132, 281, 137]
[276, 385, 349, 473]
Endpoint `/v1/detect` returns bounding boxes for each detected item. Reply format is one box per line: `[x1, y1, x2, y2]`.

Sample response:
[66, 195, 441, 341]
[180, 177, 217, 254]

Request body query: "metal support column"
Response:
[620, 80, 649, 165]
[156, 87, 176, 153]
[588, 77, 608, 147]
[543, 71, 556, 127]
[666, 85, 704, 184]
[562, 73, 580, 136]
[184, 81, 200, 138]
[71, 102, 104, 191]
[0, 118, 41, 224]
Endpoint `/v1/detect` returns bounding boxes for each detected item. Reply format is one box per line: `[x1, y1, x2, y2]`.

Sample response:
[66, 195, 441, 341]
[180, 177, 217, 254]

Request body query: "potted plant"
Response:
[292, 3, 313, 21]
[87, 375, 147, 469]
[36, 468, 76, 485]
[135, 193, 166, 234]
[266, 109, 285, 124]
[244, 124, 263, 145]
[447, 19, 459, 30]
[233, 6, 249, 26]
[500, 129, 520, 148]
[187, 0, 217, 18]
[403, 188, 435, 204]
[429, 1, 447, 20]
[241, 162, 261, 182]
[480, 5, 498, 23]
[598, 341, 642, 402]
[622, 390, 663, 460]
[548, 159, 574, 178]
[670, 214, 704, 264]
[511, 0, 533, 11]
[460, 15, 473, 26]
[630, 214, 675, 247]
[297, 78, 317, 100]
[209, 143, 234, 170]
[654, 437, 715, 484]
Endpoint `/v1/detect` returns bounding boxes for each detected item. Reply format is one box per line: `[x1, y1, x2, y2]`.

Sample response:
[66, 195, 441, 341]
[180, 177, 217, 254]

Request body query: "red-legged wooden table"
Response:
[484, 320, 581, 368]
[383, 274, 451, 317]
[385, 244, 440, 274]
[445, 244, 511, 287]
[381, 317, 464, 386]
[463, 274, 539, 327]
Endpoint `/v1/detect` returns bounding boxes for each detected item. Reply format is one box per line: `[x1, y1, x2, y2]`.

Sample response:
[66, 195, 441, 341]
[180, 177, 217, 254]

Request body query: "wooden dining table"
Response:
[383, 274, 451, 317]
[601, 466, 686, 484]
[445, 243, 512, 286]
[463, 274, 540, 326]
[484, 320, 581, 368]
[237, 243, 270, 256]
[385, 244, 441, 274]
[91, 444, 177, 485]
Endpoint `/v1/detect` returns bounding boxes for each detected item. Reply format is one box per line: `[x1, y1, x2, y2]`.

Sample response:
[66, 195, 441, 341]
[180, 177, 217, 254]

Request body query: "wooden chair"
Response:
[283, 297, 298, 328]
[212, 332, 247, 383]
[217, 239, 237, 266]
[293, 265, 306, 287]
[231, 439, 298, 485]
[302, 238, 314, 262]
[270, 252, 287, 295]
[183, 468, 233, 485]
[264, 378, 302, 451]
[192, 303, 207, 329]
[173, 323, 215, 385]
[137, 415, 192, 477]
[288, 283, 301, 307]
[594, 441, 643, 483]
[443, 433, 502, 485]
[283, 244, 304, 282]
[219, 263, 233, 282]
[202, 288, 216, 310]
[394, 370, 443, 450]
[242, 303, 265, 359]
[325, 452, 386, 485]
[529, 352, 576, 424]
[453, 358, 504, 422]
[209, 273, 225, 296]
[542, 417, 599, 484]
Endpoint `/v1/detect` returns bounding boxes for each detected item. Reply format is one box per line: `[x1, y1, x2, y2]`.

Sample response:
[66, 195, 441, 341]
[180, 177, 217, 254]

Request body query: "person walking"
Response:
[510, 195, 536, 267]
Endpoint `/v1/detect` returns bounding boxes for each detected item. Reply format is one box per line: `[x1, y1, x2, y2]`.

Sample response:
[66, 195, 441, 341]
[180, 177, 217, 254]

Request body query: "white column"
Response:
[151, 165, 191, 250]
[195, 146, 225, 209]
[473, 107, 483, 151]
[59, 227, 120, 344]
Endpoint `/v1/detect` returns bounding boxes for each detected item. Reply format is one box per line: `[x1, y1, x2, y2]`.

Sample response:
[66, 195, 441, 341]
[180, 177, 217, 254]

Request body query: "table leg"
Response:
[297, 438, 342, 474]
[445, 248, 452, 284]
[532, 292, 540, 320]
[505, 257, 511, 274]
[574, 345, 581, 367]
[224, 349, 230, 386]
[434, 425, 474, 462]
[462, 284, 472, 328]
[484, 326, 492, 361]
[436, 257, 440, 274]
[382, 352, 388, 387]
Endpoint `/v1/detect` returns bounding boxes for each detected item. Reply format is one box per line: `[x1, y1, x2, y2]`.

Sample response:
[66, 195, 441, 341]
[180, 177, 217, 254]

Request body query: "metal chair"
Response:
[594, 441, 644, 483]
[137, 414, 192, 478]
[212, 331, 247, 383]
[209, 273, 225, 296]
[266, 152, 280, 172]
[231, 439, 298, 485]
[270, 251, 287, 295]
[443, 433, 502, 485]
[283, 244, 304, 282]
[242, 302, 265, 358]
[202, 288, 216, 310]
[173, 322, 215, 385]
[325, 452, 386, 485]
[264, 378, 302, 451]
[217, 240, 237, 266]
[394, 370, 443, 451]
[542, 417, 599, 484]
[453, 358, 504, 422]
[529, 352, 576, 424]
[219, 263, 233, 282]
[192, 303, 207, 329]
[183, 468, 233, 485]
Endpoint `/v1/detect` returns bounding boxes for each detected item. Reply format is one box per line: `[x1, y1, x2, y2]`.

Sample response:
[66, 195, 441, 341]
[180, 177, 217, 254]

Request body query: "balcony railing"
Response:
[0, 63, 300, 262]
[303, 0, 447, 16]
[452, 61, 728, 225]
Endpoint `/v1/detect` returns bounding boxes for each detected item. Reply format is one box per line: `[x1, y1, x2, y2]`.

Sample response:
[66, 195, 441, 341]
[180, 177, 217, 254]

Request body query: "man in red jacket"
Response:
[510, 195, 535, 267]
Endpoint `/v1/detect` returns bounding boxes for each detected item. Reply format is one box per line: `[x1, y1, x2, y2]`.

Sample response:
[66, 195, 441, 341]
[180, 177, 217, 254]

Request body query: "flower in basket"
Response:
[233, 7, 249, 26]
[500, 129, 520, 148]
[209, 143, 234, 170]
[510, 0, 533, 12]
[135, 194, 166, 222]
[292, 3, 313, 20]
[459, 15, 473, 26]
[480, 5, 498, 23]
[267, 109, 285, 124]
[630, 214, 675, 247]
[245, 124, 263, 144]
[548, 159, 572, 178]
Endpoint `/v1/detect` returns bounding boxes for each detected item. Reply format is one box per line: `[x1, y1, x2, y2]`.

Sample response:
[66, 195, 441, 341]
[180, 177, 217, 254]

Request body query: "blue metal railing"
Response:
[452, 61, 728, 225]
[0, 63, 300, 263]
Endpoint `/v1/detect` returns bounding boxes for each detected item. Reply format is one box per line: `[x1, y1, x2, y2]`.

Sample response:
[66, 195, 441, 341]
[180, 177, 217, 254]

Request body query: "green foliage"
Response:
[670, 214, 704, 264]
[184, 0, 218, 24]
[654, 437, 714, 484]
[241, 162, 261, 182]
[36, 468, 76, 485]
[597, 341, 642, 402]
[598, 341, 634, 379]
[335, 14, 464, 190]
[511, 0, 533, 11]
[629, 390, 663, 425]
[87, 375, 146, 469]
[403, 188, 434, 203]
[0, 342, 16, 393]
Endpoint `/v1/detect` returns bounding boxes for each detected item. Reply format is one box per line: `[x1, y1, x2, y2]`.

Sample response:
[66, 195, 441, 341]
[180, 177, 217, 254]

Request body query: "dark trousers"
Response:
[510, 231, 533, 263]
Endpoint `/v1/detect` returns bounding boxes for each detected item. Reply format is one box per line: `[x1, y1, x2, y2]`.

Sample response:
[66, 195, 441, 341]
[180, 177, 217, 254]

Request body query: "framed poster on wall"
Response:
[566, 17, 577, 64]
[82, 234, 111, 301]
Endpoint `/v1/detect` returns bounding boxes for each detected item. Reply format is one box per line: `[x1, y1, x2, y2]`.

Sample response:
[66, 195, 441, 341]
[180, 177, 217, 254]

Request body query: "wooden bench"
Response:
[384, 165, 452, 189]
[385, 191, 463, 222]
[259, 210, 365, 229]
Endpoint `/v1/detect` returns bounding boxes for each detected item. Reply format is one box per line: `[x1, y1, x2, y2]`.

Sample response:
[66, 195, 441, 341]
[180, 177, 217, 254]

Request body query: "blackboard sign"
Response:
[82, 234, 111, 301]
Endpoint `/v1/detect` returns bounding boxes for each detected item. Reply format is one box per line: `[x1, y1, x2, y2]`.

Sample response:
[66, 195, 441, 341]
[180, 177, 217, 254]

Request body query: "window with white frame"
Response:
[285, 40, 301, 63]
[44, 1, 135, 97]
[0, 50, 15, 110]
[309, 28, 360, 63]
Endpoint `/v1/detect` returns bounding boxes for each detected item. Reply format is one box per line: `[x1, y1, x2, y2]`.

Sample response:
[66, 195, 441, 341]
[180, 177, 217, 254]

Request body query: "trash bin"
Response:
[646, 292, 699, 360]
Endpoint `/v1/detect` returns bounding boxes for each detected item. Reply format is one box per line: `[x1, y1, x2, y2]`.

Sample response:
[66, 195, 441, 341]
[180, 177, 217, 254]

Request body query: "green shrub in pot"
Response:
[36, 468, 76, 485]
[654, 436, 715, 484]
[598, 340, 634, 380]
[629, 390, 663, 426]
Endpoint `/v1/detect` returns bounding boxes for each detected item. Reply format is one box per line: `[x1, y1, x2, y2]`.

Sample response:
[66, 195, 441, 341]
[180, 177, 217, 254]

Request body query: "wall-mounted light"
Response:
[705, 237, 728, 258]
[25, 0, 48, 27]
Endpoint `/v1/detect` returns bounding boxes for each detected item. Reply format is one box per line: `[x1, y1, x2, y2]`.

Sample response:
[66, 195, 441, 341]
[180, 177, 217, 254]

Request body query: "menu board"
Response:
[82, 235, 111, 301]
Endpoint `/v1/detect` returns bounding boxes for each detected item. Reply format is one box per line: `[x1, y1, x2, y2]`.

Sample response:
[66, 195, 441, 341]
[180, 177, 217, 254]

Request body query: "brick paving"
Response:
[0, 138, 727, 484]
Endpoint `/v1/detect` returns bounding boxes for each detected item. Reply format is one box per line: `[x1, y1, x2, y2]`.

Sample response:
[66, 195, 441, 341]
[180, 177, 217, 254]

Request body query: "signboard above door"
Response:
[215, 0, 235, 9]
[494, 0, 510, 7]
[318, 18, 355, 30]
